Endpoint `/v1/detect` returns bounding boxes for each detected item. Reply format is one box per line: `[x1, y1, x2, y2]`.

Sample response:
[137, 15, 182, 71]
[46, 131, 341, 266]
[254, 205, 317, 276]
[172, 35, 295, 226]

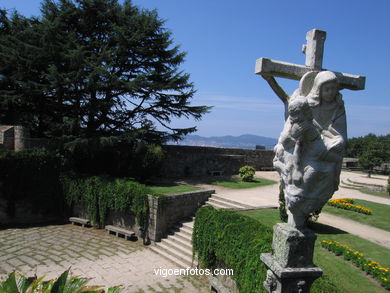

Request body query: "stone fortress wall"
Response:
[0, 125, 275, 177]
[161, 145, 274, 177]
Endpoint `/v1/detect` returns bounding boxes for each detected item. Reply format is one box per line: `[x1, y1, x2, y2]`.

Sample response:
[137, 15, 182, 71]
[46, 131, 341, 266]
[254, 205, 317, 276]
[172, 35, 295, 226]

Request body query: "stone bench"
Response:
[105, 225, 136, 240]
[69, 217, 90, 227]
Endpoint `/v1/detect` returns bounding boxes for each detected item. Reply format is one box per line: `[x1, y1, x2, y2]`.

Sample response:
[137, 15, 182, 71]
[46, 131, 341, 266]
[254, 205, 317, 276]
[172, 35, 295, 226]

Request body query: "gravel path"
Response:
[318, 213, 390, 249]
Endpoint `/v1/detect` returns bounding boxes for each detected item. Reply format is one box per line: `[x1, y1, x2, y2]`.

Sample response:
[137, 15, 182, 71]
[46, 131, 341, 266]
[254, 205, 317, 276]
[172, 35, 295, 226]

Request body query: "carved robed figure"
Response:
[273, 70, 347, 228]
[256, 29, 365, 229]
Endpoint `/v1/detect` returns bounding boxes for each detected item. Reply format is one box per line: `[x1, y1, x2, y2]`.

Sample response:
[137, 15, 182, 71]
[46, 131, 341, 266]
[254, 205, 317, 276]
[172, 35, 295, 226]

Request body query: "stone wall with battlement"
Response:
[161, 145, 274, 177]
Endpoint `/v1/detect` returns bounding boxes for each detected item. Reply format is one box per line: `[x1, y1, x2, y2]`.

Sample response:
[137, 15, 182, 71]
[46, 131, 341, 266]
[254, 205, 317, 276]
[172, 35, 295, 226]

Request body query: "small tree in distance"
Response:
[239, 165, 256, 182]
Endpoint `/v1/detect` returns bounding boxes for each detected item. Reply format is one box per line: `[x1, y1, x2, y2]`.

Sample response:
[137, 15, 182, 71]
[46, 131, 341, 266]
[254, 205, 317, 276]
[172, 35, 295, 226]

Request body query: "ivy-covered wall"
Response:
[64, 176, 149, 231]
[193, 206, 273, 293]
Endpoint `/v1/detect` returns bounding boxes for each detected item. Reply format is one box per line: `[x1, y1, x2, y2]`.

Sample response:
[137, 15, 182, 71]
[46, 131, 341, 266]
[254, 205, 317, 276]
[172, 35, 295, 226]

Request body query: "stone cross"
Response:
[255, 29, 365, 90]
[257, 29, 367, 293]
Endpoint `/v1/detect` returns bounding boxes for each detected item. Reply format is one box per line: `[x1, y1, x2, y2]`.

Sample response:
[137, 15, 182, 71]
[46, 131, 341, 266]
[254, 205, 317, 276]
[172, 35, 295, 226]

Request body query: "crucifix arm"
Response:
[261, 75, 289, 105]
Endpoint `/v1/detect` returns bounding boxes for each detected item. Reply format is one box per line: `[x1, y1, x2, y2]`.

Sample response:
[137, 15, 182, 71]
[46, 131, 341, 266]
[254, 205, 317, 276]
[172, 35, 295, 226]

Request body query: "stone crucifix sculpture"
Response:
[256, 29, 366, 293]
[256, 29, 365, 229]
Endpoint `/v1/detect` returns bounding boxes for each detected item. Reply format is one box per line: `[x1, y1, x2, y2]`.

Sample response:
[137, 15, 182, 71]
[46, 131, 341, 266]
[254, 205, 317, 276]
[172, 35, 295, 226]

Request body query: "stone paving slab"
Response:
[0, 224, 209, 292]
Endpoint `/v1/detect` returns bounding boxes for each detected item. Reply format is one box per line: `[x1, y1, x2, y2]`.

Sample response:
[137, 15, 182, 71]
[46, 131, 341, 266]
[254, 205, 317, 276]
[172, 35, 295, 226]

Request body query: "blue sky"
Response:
[1, 0, 389, 139]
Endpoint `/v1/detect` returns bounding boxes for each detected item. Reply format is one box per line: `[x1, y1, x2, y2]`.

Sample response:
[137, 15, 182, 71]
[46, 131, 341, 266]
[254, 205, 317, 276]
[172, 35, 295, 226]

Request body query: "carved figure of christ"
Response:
[255, 29, 366, 118]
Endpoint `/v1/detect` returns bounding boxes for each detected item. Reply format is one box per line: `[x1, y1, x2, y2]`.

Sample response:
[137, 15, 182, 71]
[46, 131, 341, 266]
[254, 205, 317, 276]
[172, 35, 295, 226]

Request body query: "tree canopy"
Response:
[0, 0, 210, 143]
[347, 133, 390, 170]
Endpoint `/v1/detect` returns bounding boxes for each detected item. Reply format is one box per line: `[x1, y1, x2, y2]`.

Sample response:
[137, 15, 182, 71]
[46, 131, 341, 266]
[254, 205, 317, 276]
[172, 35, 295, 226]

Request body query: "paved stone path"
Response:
[1, 170, 388, 292]
[0, 225, 209, 292]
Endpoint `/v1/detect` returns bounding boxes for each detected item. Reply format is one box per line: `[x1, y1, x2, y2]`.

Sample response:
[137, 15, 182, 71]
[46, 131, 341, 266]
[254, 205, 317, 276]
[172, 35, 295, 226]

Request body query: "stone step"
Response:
[211, 194, 254, 209]
[167, 234, 192, 251]
[149, 245, 190, 269]
[207, 198, 238, 209]
[154, 241, 193, 267]
[182, 221, 194, 230]
[175, 224, 193, 235]
[174, 231, 192, 243]
[346, 179, 366, 187]
[172, 226, 192, 238]
[205, 201, 229, 209]
[340, 180, 363, 189]
[161, 237, 193, 258]
[347, 178, 385, 188]
[207, 197, 248, 209]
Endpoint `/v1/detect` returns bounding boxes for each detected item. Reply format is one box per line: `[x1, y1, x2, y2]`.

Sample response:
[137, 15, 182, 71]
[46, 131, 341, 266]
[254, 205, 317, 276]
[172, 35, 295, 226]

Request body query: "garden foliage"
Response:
[63, 176, 149, 229]
[321, 240, 389, 289]
[327, 198, 372, 215]
[0, 269, 122, 292]
[0, 149, 64, 217]
[238, 165, 256, 182]
[192, 206, 272, 293]
[347, 134, 390, 172]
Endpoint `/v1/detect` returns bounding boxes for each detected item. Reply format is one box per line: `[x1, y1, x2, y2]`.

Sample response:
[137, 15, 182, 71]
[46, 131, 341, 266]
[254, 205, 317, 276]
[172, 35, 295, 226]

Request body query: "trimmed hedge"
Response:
[192, 206, 273, 293]
[0, 149, 64, 217]
[63, 176, 149, 229]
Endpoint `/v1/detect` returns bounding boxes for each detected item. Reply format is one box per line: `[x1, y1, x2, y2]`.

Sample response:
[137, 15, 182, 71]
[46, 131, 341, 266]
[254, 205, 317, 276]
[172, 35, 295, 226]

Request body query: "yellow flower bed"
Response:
[321, 240, 389, 289]
[327, 198, 372, 215]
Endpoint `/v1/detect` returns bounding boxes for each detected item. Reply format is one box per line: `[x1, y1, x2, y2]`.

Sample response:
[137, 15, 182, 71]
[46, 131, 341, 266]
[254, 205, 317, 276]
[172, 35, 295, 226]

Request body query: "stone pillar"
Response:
[14, 126, 30, 151]
[147, 195, 167, 242]
[260, 223, 322, 293]
[0, 126, 15, 151]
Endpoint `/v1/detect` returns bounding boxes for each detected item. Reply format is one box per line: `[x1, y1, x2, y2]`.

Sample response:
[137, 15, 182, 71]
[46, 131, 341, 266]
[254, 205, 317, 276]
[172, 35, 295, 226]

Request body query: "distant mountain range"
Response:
[167, 134, 278, 150]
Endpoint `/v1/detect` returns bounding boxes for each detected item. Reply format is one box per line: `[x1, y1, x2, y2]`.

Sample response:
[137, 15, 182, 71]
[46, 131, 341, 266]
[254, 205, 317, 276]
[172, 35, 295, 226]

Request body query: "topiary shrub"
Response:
[238, 165, 256, 182]
[193, 206, 272, 293]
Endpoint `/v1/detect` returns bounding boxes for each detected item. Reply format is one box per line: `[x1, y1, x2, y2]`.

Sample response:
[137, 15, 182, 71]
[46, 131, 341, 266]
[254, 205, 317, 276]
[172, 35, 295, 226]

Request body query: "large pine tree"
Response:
[0, 0, 210, 142]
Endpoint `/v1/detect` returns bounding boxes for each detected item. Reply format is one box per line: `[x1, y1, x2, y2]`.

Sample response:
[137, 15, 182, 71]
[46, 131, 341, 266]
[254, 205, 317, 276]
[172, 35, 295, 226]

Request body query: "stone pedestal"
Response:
[261, 223, 322, 293]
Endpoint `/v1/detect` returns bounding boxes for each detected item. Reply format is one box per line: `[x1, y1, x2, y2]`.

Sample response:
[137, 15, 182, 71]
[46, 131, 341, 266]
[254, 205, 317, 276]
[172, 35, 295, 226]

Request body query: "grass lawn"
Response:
[211, 177, 276, 189]
[322, 199, 390, 232]
[241, 208, 390, 293]
[147, 184, 200, 195]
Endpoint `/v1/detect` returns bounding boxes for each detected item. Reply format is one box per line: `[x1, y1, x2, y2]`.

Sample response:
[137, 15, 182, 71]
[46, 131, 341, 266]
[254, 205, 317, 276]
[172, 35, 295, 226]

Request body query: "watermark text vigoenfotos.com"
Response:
[154, 267, 233, 278]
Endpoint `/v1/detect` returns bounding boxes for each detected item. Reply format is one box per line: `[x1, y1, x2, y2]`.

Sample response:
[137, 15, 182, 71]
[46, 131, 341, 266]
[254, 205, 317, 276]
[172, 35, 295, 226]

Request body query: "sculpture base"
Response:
[261, 223, 322, 293]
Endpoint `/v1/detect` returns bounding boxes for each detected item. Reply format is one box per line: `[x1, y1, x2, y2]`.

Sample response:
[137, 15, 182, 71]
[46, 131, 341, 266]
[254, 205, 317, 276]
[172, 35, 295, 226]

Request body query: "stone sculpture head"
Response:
[308, 71, 342, 106]
[288, 97, 312, 123]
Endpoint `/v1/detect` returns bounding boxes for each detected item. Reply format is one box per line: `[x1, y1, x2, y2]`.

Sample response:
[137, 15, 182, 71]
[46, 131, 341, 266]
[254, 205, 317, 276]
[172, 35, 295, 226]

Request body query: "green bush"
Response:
[238, 165, 256, 182]
[63, 176, 150, 229]
[0, 149, 64, 218]
[193, 206, 272, 293]
[0, 269, 121, 293]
